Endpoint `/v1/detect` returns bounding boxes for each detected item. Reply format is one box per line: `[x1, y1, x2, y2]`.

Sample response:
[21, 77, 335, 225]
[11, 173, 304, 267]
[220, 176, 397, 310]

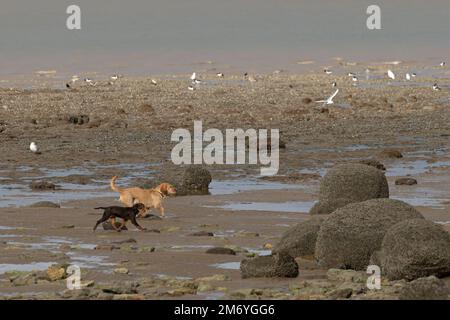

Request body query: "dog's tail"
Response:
[94, 207, 107, 210]
[110, 176, 122, 193]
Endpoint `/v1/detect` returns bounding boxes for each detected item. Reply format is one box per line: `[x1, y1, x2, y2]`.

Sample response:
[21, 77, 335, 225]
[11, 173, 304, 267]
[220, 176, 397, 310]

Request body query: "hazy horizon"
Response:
[1, 0, 449, 76]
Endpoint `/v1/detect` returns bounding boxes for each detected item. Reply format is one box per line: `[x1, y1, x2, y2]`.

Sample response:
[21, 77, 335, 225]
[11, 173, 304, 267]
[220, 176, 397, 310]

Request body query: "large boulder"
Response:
[181, 166, 212, 194]
[152, 166, 212, 196]
[240, 252, 299, 278]
[380, 219, 450, 281]
[315, 199, 423, 270]
[310, 164, 389, 215]
[399, 276, 450, 300]
[273, 216, 327, 258]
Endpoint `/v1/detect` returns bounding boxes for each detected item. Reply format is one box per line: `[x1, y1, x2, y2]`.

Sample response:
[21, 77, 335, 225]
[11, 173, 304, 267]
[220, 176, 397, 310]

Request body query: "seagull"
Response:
[30, 142, 39, 153]
[84, 78, 95, 86]
[411, 73, 417, 78]
[348, 72, 356, 77]
[190, 72, 197, 81]
[110, 75, 119, 81]
[387, 70, 396, 80]
[71, 75, 80, 83]
[316, 89, 339, 105]
[433, 83, 441, 91]
[406, 73, 411, 81]
[352, 76, 358, 83]
[193, 79, 202, 85]
[188, 85, 195, 91]
[151, 79, 157, 86]
[440, 62, 446, 67]
[324, 69, 333, 75]
[332, 82, 337, 87]
[216, 73, 224, 78]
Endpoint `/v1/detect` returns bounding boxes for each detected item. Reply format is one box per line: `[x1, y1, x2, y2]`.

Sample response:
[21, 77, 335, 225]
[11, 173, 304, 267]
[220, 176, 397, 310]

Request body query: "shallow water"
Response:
[0, 262, 55, 274]
[391, 196, 448, 209]
[209, 179, 307, 196]
[211, 201, 316, 213]
[210, 262, 241, 270]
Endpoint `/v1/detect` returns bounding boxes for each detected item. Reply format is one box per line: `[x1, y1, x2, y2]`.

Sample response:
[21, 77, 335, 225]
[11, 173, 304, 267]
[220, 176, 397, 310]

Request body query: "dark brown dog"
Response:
[93, 203, 147, 232]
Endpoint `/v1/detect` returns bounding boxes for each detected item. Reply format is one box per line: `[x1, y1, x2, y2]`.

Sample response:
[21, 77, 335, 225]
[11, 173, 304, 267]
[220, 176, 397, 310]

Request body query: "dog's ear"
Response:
[159, 183, 168, 195]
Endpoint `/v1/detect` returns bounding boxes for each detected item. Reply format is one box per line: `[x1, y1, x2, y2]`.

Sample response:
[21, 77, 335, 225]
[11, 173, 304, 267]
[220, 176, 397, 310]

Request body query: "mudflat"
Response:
[0, 68, 450, 299]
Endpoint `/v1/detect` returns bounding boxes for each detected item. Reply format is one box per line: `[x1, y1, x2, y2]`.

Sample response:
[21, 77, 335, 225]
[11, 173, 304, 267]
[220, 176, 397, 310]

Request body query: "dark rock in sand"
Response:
[358, 159, 386, 171]
[112, 238, 137, 245]
[60, 175, 92, 185]
[301, 97, 313, 104]
[143, 229, 161, 233]
[315, 199, 423, 270]
[380, 219, 450, 281]
[399, 276, 450, 300]
[310, 164, 389, 215]
[95, 244, 120, 250]
[177, 166, 212, 195]
[273, 216, 327, 258]
[206, 247, 236, 255]
[28, 201, 60, 208]
[139, 103, 155, 114]
[68, 115, 89, 125]
[378, 149, 403, 159]
[395, 178, 417, 185]
[240, 252, 299, 278]
[189, 231, 214, 237]
[30, 181, 57, 190]
[99, 281, 139, 295]
[102, 221, 128, 231]
[326, 288, 353, 300]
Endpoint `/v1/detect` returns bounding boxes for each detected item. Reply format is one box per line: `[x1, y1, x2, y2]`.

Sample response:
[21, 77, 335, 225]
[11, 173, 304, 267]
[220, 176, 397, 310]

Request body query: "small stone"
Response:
[395, 178, 417, 185]
[378, 149, 403, 159]
[28, 201, 60, 208]
[206, 247, 236, 255]
[326, 288, 353, 299]
[30, 181, 57, 190]
[112, 238, 137, 244]
[113, 294, 145, 300]
[196, 274, 230, 282]
[189, 231, 214, 237]
[114, 268, 129, 274]
[47, 266, 66, 281]
[95, 244, 120, 251]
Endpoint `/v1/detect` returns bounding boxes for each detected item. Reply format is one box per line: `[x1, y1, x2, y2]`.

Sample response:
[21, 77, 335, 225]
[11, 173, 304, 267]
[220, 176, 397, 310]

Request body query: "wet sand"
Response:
[1, 67, 450, 299]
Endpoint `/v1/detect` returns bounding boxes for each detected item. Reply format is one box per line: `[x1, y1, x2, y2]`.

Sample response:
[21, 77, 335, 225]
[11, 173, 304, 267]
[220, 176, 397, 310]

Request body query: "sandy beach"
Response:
[0, 66, 449, 299]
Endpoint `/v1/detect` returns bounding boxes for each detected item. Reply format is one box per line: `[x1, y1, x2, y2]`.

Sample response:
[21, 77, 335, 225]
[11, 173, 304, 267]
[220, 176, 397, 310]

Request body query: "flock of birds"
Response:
[317, 61, 446, 106]
[36, 62, 447, 154]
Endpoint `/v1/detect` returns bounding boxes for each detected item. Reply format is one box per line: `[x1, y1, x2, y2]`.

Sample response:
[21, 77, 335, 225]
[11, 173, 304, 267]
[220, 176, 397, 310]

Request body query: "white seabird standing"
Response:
[387, 70, 396, 80]
[30, 142, 39, 153]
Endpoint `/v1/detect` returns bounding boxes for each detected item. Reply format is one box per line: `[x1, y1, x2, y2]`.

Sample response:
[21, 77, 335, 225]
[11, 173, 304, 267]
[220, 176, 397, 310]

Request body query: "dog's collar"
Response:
[154, 190, 166, 198]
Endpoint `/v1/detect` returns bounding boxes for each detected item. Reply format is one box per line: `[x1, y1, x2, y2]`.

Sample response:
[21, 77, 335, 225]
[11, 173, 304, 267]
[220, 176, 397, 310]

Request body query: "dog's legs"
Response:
[93, 213, 110, 231]
[117, 219, 127, 232]
[130, 215, 146, 231]
[156, 204, 165, 218]
[110, 217, 122, 232]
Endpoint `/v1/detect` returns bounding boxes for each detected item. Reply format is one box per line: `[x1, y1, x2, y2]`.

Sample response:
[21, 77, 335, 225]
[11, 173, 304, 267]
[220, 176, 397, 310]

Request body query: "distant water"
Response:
[0, 0, 449, 77]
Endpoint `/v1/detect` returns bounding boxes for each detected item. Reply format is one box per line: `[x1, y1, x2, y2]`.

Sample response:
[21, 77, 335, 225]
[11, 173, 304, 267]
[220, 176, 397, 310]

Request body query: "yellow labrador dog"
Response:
[110, 176, 176, 217]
